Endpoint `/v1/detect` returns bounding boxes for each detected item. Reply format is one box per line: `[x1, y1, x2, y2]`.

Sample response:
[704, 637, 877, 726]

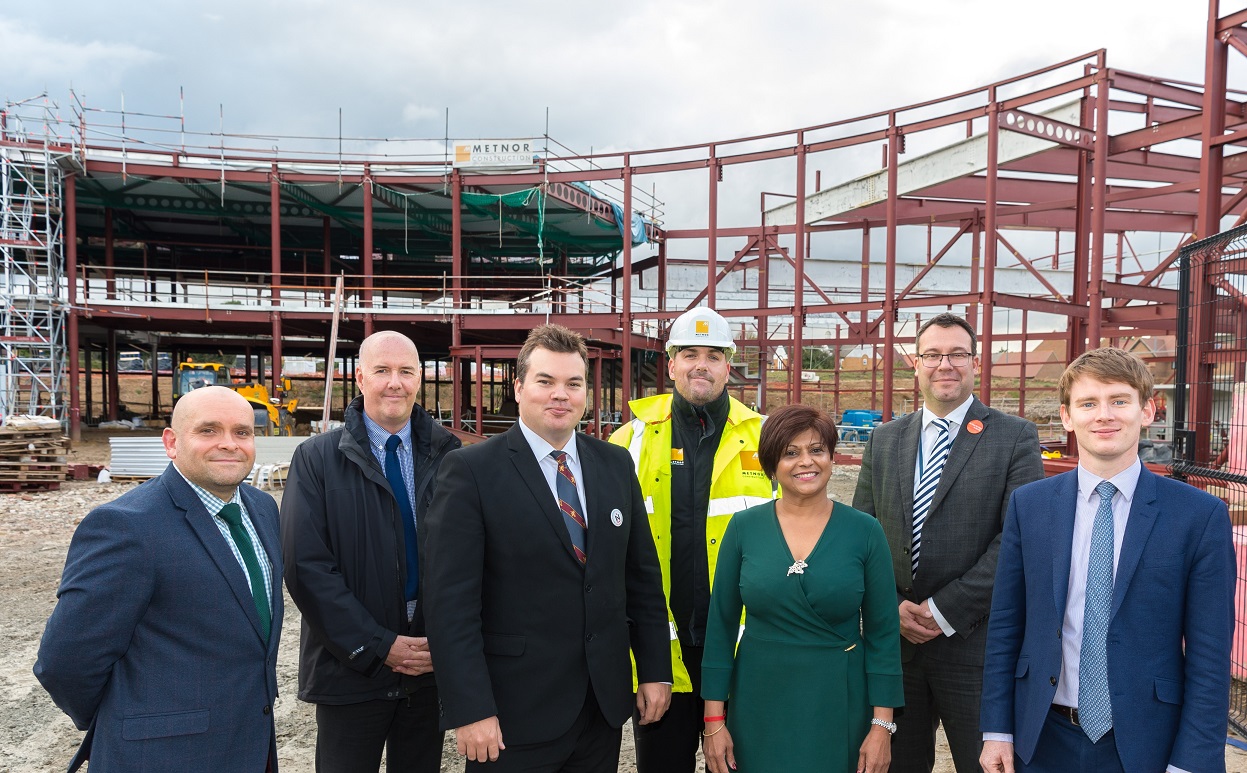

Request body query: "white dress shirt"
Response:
[914, 393, 975, 636]
[1053, 460, 1141, 707]
[516, 419, 589, 519]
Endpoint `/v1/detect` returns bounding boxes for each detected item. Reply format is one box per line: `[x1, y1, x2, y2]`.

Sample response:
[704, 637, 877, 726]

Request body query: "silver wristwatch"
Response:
[870, 718, 898, 735]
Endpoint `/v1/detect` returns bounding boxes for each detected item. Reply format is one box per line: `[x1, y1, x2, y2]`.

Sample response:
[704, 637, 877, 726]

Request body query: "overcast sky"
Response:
[3, 1, 1224, 153]
[1, 0, 1234, 256]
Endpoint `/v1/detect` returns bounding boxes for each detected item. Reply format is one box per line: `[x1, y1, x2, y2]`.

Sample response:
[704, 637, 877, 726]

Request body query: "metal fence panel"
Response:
[1172, 223, 1247, 734]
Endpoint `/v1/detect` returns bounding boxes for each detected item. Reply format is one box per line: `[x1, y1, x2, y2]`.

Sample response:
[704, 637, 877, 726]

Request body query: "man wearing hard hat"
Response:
[609, 306, 774, 773]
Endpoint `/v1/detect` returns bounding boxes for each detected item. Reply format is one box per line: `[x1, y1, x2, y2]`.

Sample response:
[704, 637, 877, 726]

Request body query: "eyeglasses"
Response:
[917, 352, 974, 368]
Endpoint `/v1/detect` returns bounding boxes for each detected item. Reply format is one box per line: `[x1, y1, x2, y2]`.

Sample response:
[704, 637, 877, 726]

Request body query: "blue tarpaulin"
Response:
[570, 182, 648, 246]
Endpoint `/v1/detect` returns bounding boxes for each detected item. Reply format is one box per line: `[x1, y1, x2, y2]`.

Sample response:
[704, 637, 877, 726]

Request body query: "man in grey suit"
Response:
[852, 313, 1043, 773]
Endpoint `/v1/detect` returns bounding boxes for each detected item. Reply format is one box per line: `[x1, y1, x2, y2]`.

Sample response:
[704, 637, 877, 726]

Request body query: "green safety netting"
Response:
[74, 177, 625, 268]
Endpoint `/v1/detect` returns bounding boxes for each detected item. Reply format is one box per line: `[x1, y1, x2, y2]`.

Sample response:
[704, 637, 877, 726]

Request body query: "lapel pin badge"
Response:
[610, 508, 624, 527]
[966, 419, 984, 435]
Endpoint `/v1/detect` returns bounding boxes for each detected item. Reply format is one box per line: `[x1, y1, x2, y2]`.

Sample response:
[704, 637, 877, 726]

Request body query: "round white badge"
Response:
[610, 509, 624, 527]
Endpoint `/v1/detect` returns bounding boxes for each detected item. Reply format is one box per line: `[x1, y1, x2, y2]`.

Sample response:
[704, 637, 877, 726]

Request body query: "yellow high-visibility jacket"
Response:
[609, 393, 773, 691]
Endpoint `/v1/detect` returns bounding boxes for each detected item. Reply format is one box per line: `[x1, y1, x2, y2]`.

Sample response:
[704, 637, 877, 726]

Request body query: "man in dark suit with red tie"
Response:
[424, 324, 672, 771]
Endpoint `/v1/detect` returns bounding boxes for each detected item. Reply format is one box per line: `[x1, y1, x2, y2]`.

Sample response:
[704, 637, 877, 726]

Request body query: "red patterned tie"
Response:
[550, 450, 588, 564]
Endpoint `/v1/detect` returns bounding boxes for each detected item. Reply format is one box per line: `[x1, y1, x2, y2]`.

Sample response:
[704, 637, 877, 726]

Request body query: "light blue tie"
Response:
[1078, 480, 1117, 742]
[911, 417, 952, 576]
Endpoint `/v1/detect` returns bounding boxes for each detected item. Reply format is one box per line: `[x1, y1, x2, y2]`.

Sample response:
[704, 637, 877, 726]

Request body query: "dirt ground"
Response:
[3, 431, 1244, 771]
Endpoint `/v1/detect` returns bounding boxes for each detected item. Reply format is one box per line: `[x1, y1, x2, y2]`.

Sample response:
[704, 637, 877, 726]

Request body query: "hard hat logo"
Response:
[665, 307, 737, 358]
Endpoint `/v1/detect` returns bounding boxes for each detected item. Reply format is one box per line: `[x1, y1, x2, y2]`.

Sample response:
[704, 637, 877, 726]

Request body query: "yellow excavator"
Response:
[173, 361, 300, 436]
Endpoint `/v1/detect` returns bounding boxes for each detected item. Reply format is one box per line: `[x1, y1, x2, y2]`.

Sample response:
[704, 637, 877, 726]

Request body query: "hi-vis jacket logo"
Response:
[739, 450, 762, 472]
[671, 448, 685, 466]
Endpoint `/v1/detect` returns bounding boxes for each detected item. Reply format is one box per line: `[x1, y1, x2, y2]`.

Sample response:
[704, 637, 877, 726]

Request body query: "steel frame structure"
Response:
[2, 2, 1246, 441]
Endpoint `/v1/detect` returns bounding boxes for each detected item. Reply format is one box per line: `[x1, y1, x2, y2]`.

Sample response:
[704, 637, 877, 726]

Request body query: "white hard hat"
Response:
[666, 307, 736, 358]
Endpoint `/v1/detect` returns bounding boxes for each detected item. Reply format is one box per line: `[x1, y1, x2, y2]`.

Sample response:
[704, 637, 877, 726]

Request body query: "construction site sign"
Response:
[453, 140, 538, 169]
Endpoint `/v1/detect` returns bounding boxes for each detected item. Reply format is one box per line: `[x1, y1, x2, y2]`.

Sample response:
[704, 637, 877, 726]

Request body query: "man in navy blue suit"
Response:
[35, 386, 283, 772]
[980, 348, 1235, 773]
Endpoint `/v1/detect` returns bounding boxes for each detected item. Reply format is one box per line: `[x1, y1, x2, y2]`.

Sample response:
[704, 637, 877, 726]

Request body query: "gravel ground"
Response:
[5, 441, 1241, 772]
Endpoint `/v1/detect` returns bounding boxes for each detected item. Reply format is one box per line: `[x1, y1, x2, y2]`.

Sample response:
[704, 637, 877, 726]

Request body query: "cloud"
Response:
[401, 104, 441, 125]
[0, 18, 158, 90]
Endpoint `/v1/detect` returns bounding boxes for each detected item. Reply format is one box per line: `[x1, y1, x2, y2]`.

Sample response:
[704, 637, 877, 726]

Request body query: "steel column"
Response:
[1088, 62, 1111, 348]
[106, 328, 119, 421]
[475, 347, 484, 435]
[793, 133, 807, 405]
[66, 176, 80, 441]
[363, 165, 375, 337]
[708, 145, 718, 307]
[1191, 0, 1231, 463]
[883, 115, 899, 419]
[104, 207, 116, 300]
[270, 166, 284, 391]
[622, 155, 634, 422]
[980, 91, 1000, 405]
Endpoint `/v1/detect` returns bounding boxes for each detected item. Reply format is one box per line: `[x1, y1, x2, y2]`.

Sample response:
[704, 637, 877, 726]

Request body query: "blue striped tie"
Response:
[1078, 480, 1117, 742]
[911, 417, 952, 577]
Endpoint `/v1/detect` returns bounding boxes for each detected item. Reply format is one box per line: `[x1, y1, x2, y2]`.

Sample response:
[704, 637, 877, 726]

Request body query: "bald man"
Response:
[36, 386, 283, 772]
[282, 330, 461, 773]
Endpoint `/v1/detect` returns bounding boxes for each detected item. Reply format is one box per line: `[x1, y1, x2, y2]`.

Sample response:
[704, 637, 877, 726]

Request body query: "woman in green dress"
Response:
[701, 404, 902, 773]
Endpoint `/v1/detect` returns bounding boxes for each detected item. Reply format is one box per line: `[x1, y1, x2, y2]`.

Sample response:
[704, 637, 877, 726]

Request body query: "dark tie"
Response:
[217, 503, 271, 642]
[1079, 480, 1117, 742]
[385, 435, 420, 603]
[550, 450, 588, 564]
[911, 417, 952, 576]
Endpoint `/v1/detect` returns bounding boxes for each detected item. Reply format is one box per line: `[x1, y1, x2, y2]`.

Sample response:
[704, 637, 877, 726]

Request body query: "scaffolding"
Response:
[0, 106, 68, 425]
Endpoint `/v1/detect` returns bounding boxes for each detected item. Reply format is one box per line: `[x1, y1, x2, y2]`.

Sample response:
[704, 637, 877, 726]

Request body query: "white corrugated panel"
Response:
[108, 437, 171, 478]
[109, 436, 310, 479]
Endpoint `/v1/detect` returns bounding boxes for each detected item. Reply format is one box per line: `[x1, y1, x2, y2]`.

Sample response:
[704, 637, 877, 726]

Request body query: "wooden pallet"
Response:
[0, 427, 70, 485]
[107, 475, 156, 483]
[0, 480, 60, 493]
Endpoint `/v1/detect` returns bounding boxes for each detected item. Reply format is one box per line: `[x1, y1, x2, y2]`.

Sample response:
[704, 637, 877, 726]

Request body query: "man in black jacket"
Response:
[282, 330, 461, 773]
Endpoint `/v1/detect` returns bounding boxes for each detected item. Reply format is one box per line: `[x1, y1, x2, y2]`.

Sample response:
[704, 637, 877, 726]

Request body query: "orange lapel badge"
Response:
[966, 419, 984, 435]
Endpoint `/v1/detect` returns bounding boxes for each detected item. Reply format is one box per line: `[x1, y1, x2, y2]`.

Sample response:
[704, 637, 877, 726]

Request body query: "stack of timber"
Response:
[0, 416, 68, 492]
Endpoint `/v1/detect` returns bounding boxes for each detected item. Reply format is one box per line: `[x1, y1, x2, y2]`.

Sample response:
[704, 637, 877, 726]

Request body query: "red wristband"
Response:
[703, 715, 726, 723]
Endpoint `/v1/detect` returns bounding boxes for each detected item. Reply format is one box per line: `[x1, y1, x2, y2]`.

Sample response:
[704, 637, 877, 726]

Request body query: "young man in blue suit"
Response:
[980, 348, 1235, 773]
[35, 386, 283, 772]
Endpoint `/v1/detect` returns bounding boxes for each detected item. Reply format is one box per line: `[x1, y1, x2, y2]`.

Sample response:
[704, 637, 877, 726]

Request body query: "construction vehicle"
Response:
[173, 361, 300, 436]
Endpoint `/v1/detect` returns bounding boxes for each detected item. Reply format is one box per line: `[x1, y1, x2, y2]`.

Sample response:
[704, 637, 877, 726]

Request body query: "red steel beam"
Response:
[794, 132, 807, 405]
[67, 176, 81, 440]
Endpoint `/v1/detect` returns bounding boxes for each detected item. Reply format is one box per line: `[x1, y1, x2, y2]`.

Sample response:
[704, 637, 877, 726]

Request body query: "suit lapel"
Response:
[578, 436, 604, 559]
[163, 467, 270, 643]
[1111, 467, 1159, 619]
[239, 485, 282, 652]
[504, 425, 581, 564]
[895, 412, 923, 532]
[1051, 471, 1079, 616]
[927, 398, 988, 516]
